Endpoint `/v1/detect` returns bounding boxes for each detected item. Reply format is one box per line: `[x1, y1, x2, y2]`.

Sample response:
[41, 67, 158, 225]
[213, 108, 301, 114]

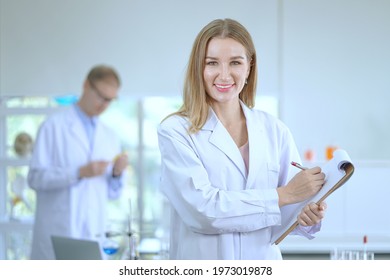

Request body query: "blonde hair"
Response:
[166, 18, 258, 133]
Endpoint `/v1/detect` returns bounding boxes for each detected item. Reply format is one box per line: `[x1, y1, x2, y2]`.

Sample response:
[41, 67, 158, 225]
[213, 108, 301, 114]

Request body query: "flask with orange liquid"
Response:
[325, 145, 338, 160]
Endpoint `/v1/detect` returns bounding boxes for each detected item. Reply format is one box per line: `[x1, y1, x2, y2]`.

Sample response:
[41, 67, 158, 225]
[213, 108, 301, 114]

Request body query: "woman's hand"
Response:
[297, 201, 327, 226]
[277, 167, 325, 206]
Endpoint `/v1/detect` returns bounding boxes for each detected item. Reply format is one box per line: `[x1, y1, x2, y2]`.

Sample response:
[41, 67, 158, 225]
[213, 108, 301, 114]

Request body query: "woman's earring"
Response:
[245, 79, 248, 85]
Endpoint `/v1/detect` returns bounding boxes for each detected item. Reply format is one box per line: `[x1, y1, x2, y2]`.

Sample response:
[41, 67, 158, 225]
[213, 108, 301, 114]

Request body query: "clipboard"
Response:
[271, 149, 355, 245]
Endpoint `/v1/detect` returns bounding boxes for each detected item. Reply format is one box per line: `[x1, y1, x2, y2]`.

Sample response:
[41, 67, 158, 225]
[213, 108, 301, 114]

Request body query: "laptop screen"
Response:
[51, 235, 103, 260]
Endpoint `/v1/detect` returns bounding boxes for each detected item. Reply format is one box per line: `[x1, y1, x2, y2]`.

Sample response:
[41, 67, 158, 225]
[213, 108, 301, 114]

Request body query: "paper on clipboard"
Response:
[271, 149, 355, 245]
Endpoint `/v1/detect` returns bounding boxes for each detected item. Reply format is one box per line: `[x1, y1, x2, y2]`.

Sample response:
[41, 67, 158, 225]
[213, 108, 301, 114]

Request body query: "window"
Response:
[0, 96, 58, 259]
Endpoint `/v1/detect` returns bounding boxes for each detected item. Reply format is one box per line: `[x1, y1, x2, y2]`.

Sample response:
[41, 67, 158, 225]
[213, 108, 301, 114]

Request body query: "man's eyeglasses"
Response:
[90, 82, 116, 103]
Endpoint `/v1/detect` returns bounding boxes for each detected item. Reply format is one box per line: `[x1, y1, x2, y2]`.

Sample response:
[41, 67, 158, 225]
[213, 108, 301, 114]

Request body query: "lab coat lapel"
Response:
[242, 104, 266, 189]
[205, 109, 247, 179]
[91, 120, 109, 159]
[67, 106, 90, 154]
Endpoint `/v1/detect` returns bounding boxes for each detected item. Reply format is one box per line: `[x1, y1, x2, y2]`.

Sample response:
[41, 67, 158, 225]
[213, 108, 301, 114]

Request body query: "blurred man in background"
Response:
[28, 65, 128, 259]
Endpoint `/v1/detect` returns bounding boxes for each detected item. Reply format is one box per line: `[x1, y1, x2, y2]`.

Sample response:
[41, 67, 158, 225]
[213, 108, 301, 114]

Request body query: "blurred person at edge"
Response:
[28, 65, 128, 259]
[157, 19, 327, 260]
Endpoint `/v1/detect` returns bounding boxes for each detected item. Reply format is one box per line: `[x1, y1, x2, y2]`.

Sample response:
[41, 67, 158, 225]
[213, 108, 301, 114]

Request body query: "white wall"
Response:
[0, 0, 279, 97]
[281, 0, 390, 160]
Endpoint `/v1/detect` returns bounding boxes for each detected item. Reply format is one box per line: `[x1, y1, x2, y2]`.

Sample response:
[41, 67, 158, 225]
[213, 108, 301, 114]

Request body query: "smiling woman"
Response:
[203, 37, 253, 148]
[203, 37, 251, 106]
[157, 18, 326, 260]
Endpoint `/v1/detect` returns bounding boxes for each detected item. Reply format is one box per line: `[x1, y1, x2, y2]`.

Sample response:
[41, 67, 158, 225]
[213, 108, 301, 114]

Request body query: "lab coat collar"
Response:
[201, 101, 267, 187]
[201, 108, 218, 131]
[66, 105, 91, 154]
[202, 102, 247, 179]
[243, 103, 266, 189]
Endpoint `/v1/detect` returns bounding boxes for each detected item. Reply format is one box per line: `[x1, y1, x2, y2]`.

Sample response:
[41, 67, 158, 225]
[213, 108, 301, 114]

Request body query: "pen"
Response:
[290, 161, 308, 170]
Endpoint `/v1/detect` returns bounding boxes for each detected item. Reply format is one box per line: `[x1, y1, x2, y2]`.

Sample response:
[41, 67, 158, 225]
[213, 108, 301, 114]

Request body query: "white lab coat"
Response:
[28, 105, 124, 260]
[157, 102, 320, 260]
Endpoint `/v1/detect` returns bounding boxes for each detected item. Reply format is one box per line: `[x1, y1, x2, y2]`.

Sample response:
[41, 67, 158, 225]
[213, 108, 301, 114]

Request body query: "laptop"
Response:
[51, 235, 103, 260]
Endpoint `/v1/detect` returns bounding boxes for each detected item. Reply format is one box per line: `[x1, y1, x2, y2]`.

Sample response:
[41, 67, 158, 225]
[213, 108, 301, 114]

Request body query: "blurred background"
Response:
[1, 0, 389, 259]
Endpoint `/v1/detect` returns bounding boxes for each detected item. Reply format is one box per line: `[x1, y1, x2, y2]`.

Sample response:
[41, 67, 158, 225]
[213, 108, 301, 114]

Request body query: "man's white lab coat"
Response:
[157, 103, 320, 259]
[28, 106, 124, 259]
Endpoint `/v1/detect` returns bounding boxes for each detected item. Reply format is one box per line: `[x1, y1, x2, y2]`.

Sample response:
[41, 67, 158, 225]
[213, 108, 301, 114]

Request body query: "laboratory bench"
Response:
[280, 235, 390, 260]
